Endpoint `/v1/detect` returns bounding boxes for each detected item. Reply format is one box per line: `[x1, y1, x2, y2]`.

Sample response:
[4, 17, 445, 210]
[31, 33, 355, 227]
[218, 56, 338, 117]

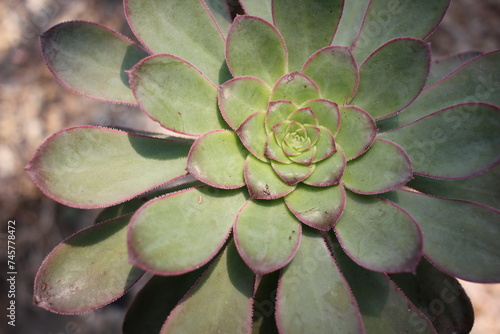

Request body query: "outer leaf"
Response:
[407, 165, 500, 211]
[335, 106, 377, 160]
[285, 183, 345, 230]
[219, 76, 272, 130]
[245, 155, 296, 199]
[378, 103, 500, 179]
[331, 0, 370, 47]
[384, 189, 500, 282]
[304, 145, 346, 186]
[187, 130, 247, 188]
[226, 15, 287, 86]
[272, 0, 343, 71]
[128, 187, 247, 275]
[204, 0, 232, 36]
[426, 51, 483, 87]
[125, 0, 229, 84]
[25, 126, 191, 208]
[352, 0, 449, 62]
[270, 72, 320, 105]
[123, 268, 206, 334]
[335, 192, 422, 273]
[129, 54, 226, 136]
[240, 0, 273, 22]
[161, 242, 254, 334]
[236, 111, 269, 161]
[342, 139, 412, 194]
[379, 50, 500, 130]
[333, 240, 437, 334]
[33, 216, 144, 314]
[390, 259, 474, 334]
[40, 21, 147, 104]
[302, 46, 359, 104]
[234, 199, 301, 274]
[276, 227, 363, 334]
[350, 38, 431, 120]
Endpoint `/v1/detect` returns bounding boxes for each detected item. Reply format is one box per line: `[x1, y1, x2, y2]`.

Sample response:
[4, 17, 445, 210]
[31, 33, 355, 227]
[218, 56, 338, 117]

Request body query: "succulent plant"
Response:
[26, 0, 500, 333]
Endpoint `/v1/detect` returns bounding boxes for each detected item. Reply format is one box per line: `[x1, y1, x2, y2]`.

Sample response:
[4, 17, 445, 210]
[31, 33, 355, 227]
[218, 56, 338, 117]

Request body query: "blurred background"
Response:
[1, 0, 499, 333]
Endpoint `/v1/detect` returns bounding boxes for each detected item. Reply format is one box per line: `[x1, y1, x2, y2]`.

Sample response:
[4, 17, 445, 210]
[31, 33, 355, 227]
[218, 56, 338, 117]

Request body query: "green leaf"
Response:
[276, 227, 363, 334]
[265, 133, 291, 164]
[128, 187, 247, 274]
[301, 99, 340, 135]
[331, 0, 371, 47]
[426, 51, 483, 87]
[333, 241, 437, 334]
[378, 103, 500, 179]
[129, 54, 226, 136]
[379, 50, 500, 131]
[302, 46, 359, 104]
[335, 192, 422, 273]
[187, 130, 247, 188]
[236, 111, 269, 162]
[25, 127, 191, 208]
[273, 0, 343, 71]
[304, 145, 346, 187]
[266, 101, 298, 132]
[240, 0, 272, 22]
[40, 21, 147, 104]
[227, 15, 287, 86]
[219, 76, 272, 130]
[335, 106, 377, 160]
[161, 241, 254, 334]
[123, 268, 206, 334]
[204, 0, 232, 35]
[125, 0, 229, 84]
[245, 155, 296, 199]
[350, 38, 431, 120]
[285, 183, 345, 230]
[33, 216, 144, 314]
[234, 199, 301, 274]
[352, 0, 449, 62]
[287, 107, 318, 126]
[271, 161, 315, 185]
[390, 259, 474, 334]
[270, 72, 320, 105]
[342, 139, 412, 194]
[312, 126, 336, 163]
[407, 165, 500, 211]
[384, 189, 500, 282]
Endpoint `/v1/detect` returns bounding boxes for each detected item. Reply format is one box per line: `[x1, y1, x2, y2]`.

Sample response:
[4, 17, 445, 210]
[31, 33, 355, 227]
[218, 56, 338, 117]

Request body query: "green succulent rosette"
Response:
[26, 0, 500, 333]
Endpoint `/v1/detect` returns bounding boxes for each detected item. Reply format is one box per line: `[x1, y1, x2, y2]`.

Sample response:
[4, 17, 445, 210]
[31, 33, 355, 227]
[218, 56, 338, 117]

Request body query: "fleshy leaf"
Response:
[311, 126, 336, 163]
[204, 0, 232, 36]
[384, 189, 500, 282]
[378, 103, 500, 179]
[265, 133, 291, 163]
[333, 241, 437, 334]
[161, 242, 254, 334]
[350, 38, 431, 120]
[304, 145, 346, 186]
[219, 76, 272, 130]
[335, 192, 422, 273]
[129, 54, 226, 136]
[331, 0, 371, 47]
[335, 106, 377, 160]
[342, 139, 412, 194]
[236, 111, 269, 161]
[276, 227, 363, 334]
[379, 50, 500, 130]
[124, 0, 229, 84]
[352, 0, 449, 62]
[34, 216, 144, 314]
[302, 46, 359, 104]
[187, 130, 247, 188]
[244, 155, 296, 199]
[270, 72, 320, 105]
[288, 146, 317, 165]
[301, 99, 340, 135]
[285, 183, 345, 230]
[234, 199, 301, 274]
[266, 100, 297, 132]
[123, 268, 206, 334]
[390, 258, 474, 334]
[287, 107, 318, 126]
[426, 51, 483, 87]
[25, 126, 191, 208]
[271, 161, 315, 185]
[226, 15, 287, 86]
[272, 0, 343, 71]
[40, 21, 147, 104]
[128, 187, 247, 275]
[240, 0, 272, 22]
[407, 165, 500, 211]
